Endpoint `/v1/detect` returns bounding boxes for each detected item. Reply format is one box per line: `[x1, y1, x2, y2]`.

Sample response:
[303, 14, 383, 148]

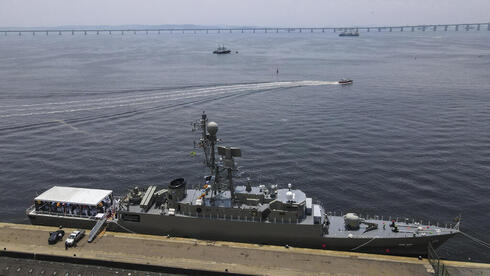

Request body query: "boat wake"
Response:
[0, 80, 338, 133]
[0, 81, 336, 119]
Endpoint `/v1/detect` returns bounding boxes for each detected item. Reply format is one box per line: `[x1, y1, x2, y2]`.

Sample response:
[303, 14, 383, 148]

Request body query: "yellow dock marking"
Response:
[1, 223, 488, 270]
[96, 225, 107, 240]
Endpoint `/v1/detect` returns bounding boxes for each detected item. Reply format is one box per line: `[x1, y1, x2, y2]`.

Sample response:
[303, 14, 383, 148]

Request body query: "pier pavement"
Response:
[0, 223, 488, 275]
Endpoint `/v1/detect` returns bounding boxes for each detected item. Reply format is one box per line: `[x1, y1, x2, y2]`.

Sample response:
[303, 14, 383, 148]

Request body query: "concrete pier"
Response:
[0, 223, 488, 276]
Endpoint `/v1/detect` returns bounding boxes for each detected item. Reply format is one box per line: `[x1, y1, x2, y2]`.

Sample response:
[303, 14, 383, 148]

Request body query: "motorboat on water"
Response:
[339, 31, 359, 37]
[213, 45, 231, 54]
[339, 79, 353, 85]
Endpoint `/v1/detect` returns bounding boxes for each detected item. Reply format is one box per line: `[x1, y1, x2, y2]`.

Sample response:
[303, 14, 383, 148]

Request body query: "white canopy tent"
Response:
[35, 186, 112, 206]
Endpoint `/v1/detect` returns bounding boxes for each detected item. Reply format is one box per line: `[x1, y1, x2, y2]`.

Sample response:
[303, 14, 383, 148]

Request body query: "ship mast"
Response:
[207, 121, 218, 175]
[194, 112, 241, 200]
[198, 112, 211, 171]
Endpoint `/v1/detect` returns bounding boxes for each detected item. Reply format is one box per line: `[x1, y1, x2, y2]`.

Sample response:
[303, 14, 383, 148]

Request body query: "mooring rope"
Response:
[460, 231, 490, 249]
[351, 236, 378, 251]
[114, 221, 137, 234]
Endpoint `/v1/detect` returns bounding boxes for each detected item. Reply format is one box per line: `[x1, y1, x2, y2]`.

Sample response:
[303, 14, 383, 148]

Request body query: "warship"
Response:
[27, 112, 460, 256]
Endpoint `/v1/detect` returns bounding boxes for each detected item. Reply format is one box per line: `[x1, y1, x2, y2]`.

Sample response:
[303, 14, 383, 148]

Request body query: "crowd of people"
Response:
[35, 196, 113, 218]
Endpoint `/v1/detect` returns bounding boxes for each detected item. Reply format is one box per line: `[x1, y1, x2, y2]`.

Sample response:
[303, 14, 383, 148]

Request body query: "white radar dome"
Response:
[207, 122, 218, 136]
[286, 190, 295, 201]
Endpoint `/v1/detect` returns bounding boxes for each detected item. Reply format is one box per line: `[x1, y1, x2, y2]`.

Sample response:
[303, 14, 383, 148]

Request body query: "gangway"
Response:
[88, 216, 107, 243]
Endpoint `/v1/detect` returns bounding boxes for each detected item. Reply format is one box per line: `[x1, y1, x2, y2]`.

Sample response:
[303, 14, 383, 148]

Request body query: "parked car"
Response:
[65, 229, 85, 248]
[48, 230, 65, 244]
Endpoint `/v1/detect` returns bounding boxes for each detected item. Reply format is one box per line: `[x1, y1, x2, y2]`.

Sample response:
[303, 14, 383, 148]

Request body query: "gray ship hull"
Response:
[28, 210, 456, 257]
[116, 213, 456, 256]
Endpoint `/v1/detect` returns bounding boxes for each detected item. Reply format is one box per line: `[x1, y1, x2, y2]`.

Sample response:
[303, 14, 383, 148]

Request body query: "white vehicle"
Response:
[65, 229, 85, 247]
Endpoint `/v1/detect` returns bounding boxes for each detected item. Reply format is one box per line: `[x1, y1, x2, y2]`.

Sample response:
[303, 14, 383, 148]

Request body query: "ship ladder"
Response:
[88, 217, 107, 243]
[97, 225, 108, 239]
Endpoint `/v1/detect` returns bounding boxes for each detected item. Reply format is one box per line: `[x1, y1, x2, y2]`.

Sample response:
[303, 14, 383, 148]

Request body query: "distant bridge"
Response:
[1, 23, 489, 36]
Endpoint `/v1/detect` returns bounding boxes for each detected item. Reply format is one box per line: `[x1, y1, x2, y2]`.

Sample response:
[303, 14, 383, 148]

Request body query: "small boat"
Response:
[339, 79, 353, 85]
[213, 45, 231, 54]
[339, 31, 359, 37]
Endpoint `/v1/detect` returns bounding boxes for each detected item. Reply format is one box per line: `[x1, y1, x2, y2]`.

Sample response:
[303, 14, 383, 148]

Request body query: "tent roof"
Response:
[35, 186, 112, 206]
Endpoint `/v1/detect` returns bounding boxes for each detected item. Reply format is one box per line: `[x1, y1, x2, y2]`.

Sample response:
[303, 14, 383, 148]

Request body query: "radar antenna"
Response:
[217, 146, 241, 199]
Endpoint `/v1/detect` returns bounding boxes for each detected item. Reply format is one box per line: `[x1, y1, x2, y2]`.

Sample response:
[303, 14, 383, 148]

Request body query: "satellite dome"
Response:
[207, 122, 218, 136]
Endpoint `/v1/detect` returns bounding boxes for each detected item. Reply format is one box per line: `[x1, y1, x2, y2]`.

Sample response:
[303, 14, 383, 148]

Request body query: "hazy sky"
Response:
[0, 0, 488, 28]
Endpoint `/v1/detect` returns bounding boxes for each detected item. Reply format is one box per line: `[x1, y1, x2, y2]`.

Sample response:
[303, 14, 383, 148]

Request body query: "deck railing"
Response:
[28, 204, 115, 220]
[180, 210, 306, 224]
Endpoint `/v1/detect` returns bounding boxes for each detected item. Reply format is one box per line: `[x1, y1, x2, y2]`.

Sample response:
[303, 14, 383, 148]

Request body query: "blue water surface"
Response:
[0, 31, 489, 262]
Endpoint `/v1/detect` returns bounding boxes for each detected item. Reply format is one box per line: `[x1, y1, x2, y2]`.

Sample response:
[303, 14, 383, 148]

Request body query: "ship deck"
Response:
[121, 201, 458, 238]
[1, 222, 488, 276]
[325, 216, 458, 239]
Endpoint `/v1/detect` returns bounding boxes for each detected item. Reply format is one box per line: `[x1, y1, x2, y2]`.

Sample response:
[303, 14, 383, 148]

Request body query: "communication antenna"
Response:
[192, 112, 212, 170]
